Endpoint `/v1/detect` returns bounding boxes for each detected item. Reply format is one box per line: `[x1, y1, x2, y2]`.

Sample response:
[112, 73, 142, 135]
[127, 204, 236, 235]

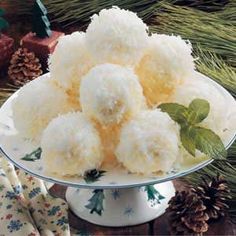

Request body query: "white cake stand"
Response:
[0, 73, 235, 227]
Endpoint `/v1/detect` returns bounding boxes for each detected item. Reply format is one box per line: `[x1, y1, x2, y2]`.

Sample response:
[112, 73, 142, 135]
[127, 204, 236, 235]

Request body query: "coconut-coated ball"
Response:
[49, 31, 94, 93]
[12, 76, 76, 140]
[170, 75, 233, 142]
[136, 34, 195, 107]
[41, 112, 104, 176]
[80, 63, 146, 125]
[86, 7, 149, 66]
[115, 110, 180, 174]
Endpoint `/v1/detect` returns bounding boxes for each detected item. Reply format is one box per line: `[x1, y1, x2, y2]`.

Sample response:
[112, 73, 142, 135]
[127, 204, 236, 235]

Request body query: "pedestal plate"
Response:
[0, 73, 235, 227]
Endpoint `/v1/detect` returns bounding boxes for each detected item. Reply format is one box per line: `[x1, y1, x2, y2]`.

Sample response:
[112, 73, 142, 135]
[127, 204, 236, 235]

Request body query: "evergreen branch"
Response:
[0, 86, 18, 107]
[172, 0, 229, 12]
[214, 1, 236, 25]
[195, 48, 236, 98]
[150, 3, 236, 67]
[7, 0, 168, 27]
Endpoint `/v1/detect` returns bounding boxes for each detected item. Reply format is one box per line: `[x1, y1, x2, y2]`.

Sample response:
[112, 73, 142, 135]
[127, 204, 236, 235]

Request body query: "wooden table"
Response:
[50, 181, 236, 235]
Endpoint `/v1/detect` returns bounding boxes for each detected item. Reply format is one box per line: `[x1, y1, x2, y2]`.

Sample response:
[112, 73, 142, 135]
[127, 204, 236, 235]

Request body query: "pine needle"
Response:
[195, 47, 236, 98]
[173, 0, 229, 12]
[214, 1, 236, 25]
[0, 84, 18, 106]
[150, 3, 236, 67]
[7, 0, 167, 27]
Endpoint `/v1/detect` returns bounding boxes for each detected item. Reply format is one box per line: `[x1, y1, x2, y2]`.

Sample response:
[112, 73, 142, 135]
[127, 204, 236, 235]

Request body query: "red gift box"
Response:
[21, 31, 64, 70]
[0, 33, 14, 69]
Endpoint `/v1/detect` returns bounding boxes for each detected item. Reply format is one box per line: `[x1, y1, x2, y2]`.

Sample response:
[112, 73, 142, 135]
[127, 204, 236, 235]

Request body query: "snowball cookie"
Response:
[86, 6, 148, 66]
[41, 112, 104, 176]
[49, 31, 94, 101]
[170, 76, 232, 142]
[115, 110, 180, 174]
[12, 76, 76, 140]
[136, 34, 195, 107]
[80, 63, 146, 125]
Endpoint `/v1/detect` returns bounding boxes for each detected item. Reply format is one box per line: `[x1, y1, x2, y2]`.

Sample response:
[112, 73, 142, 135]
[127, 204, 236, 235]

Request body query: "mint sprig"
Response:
[180, 126, 196, 156]
[158, 99, 226, 159]
[187, 98, 210, 124]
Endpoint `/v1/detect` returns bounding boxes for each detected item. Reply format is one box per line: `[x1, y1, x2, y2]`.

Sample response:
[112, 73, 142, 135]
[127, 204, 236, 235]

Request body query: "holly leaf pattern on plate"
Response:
[21, 147, 42, 161]
[84, 169, 106, 183]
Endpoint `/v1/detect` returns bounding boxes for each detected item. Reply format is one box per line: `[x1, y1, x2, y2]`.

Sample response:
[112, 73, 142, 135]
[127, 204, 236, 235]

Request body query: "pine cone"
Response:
[167, 191, 209, 235]
[191, 174, 231, 220]
[8, 47, 42, 86]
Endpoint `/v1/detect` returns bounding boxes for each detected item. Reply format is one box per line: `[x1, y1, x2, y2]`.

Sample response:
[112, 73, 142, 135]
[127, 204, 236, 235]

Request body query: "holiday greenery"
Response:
[150, 2, 236, 68]
[0, 8, 9, 35]
[195, 48, 236, 99]
[32, 0, 52, 38]
[159, 99, 226, 159]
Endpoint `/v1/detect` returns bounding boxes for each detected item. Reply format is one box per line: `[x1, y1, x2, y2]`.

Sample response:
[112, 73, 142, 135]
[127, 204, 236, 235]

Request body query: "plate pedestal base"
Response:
[66, 181, 175, 227]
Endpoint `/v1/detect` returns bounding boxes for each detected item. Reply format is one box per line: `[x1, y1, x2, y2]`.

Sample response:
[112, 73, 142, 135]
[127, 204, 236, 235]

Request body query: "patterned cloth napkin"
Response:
[0, 155, 72, 236]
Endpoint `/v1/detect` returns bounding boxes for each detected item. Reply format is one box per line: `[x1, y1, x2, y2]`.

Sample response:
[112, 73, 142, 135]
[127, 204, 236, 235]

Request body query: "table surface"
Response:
[49, 181, 236, 235]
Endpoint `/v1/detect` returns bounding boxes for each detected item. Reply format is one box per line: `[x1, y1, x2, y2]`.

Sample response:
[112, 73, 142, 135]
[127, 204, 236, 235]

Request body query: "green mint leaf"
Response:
[187, 99, 210, 124]
[158, 103, 188, 125]
[180, 126, 196, 156]
[193, 126, 227, 159]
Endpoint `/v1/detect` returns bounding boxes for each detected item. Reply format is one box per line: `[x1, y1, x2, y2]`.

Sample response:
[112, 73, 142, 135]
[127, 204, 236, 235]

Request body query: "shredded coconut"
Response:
[80, 63, 146, 125]
[12, 77, 77, 140]
[115, 110, 180, 174]
[41, 112, 103, 176]
[86, 6, 149, 66]
[136, 34, 195, 106]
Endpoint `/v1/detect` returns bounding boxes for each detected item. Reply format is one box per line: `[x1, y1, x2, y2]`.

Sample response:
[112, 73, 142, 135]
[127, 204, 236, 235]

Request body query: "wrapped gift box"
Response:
[21, 31, 64, 70]
[0, 33, 14, 69]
